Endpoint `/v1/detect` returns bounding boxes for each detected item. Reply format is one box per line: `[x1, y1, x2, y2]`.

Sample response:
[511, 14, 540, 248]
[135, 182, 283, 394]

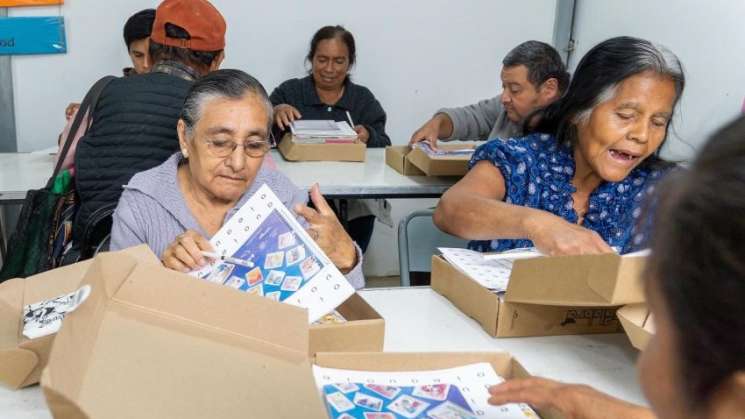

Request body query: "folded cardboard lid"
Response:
[617, 303, 655, 350]
[42, 251, 326, 419]
[406, 144, 473, 176]
[505, 252, 647, 306]
[384, 146, 426, 176]
[0, 245, 159, 389]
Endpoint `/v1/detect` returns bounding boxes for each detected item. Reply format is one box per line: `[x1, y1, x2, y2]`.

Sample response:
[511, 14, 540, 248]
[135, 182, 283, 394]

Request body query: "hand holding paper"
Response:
[294, 184, 358, 273]
[526, 210, 614, 256]
[161, 229, 214, 273]
[488, 377, 653, 419]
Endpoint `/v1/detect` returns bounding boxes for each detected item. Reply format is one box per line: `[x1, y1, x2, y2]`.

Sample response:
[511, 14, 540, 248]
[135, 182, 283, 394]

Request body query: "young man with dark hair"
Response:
[122, 8, 156, 76]
[72, 0, 226, 248]
[410, 40, 569, 148]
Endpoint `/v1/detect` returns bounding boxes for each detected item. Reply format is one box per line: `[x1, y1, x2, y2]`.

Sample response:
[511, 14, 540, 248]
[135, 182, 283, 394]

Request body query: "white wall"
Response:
[570, 0, 745, 162]
[9, 0, 557, 276]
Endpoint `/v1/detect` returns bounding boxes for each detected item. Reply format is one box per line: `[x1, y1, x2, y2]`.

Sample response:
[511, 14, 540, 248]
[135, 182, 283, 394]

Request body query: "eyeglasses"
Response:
[204, 138, 272, 158]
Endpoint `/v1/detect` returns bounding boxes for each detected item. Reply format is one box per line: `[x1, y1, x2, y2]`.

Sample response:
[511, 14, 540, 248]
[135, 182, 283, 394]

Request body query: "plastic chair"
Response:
[397, 209, 468, 286]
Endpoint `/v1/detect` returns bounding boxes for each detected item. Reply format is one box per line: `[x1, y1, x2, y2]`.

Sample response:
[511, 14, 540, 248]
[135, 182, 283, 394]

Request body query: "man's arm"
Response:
[438, 95, 503, 141]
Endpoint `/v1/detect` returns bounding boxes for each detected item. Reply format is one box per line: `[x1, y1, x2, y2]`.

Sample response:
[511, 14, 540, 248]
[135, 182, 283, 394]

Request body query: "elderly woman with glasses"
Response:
[110, 69, 363, 288]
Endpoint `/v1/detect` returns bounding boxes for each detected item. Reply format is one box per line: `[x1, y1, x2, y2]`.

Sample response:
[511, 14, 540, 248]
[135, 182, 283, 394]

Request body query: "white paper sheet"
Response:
[438, 248, 541, 293]
[23, 285, 92, 339]
[191, 184, 355, 323]
[313, 363, 540, 418]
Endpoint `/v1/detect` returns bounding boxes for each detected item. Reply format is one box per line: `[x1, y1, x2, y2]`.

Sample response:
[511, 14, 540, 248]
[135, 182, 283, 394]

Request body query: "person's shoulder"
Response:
[252, 164, 302, 204]
[126, 153, 180, 191]
[276, 77, 307, 91]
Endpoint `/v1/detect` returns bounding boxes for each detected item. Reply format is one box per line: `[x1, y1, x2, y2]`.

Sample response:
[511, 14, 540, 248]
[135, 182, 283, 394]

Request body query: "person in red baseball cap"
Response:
[69, 0, 228, 256]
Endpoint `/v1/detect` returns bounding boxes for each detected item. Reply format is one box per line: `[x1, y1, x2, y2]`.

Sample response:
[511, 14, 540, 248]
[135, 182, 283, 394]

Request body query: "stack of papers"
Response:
[415, 142, 475, 157]
[314, 363, 539, 418]
[438, 247, 542, 293]
[290, 120, 358, 144]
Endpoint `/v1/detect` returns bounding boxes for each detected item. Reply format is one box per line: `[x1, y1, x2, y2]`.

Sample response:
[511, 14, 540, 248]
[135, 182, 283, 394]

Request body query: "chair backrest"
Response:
[397, 209, 468, 286]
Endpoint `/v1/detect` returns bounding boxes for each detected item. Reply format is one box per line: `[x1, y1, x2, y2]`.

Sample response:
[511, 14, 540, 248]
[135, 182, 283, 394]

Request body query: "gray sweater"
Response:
[110, 152, 365, 289]
[437, 94, 522, 142]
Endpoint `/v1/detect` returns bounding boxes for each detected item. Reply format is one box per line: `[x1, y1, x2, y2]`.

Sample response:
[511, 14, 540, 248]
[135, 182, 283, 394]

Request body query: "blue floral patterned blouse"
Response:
[467, 133, 672, 254]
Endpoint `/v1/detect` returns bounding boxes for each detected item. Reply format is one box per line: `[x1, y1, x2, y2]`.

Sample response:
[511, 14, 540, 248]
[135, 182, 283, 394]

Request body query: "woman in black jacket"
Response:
[270, 25, 391, 253]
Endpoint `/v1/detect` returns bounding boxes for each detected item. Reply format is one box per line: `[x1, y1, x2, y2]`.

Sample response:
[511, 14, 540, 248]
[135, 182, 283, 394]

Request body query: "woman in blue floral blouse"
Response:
[434, 36, 685, 255]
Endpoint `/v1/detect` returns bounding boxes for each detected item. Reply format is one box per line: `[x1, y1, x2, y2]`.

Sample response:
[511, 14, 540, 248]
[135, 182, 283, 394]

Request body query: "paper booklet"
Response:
[22, 285, 92, 339]
[313, 363, 540, 418]
[414, 142, 475, 158]
[290, 120, 358, 144]
[191, 184, 355, 323]
[438, 248, 542, 293]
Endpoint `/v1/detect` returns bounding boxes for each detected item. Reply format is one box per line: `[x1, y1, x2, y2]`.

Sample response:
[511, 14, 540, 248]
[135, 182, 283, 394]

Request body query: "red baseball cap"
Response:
[150, 0, 226, 51]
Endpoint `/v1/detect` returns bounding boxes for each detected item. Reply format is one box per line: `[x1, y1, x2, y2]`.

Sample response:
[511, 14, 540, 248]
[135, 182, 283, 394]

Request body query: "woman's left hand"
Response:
[294, 184, 358, 273]
[488, 378, 654, 419]
[354, 125, 369, 143]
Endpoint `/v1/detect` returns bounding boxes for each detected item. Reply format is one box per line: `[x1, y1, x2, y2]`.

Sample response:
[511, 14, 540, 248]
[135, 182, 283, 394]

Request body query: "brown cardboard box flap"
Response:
[384, 146, 426, 175]
[505, 252, 646, 306]
[309, 293, 385, 355]
[278, 134, 366, 162]
[0, 260, 92, 389]
[406, 144, 474, 176]
[314, 352, 560, 419]
[42, 251, 327, 419]
[618, 303, 655, 350]
[431, 256, 500, 336]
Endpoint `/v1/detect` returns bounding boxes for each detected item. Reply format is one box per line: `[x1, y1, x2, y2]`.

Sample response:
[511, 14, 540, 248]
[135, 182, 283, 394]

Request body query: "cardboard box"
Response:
[431, 252, 647, 337]
[42, 253, 545, 418]
[385, 144, 474, 176]
[406, 143, 475, 176]
[278, 133, 366, 162]
[617, 303, 655, 350]
[0, 245, 383, 390]
[385, 146, 426, 176]
[310, 293, 384, 355]
[0, 245, 158, 390]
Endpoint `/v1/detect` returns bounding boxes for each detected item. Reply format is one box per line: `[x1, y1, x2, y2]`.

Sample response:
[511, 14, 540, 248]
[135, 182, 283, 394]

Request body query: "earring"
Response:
[182, 149, 188, 158]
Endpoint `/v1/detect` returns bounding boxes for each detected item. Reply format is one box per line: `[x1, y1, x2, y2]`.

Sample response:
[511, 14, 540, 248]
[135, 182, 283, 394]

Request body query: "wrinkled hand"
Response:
[527, 211, 614, 256]
[409, 116, 442, 149]
[294, 184, 358, 273]
[65, 102, 80, 121]
[161, 230, 214, 273]
[488, 378, 653, 419]
[274, 104, 302, 130]
[354, 125, 369, 143]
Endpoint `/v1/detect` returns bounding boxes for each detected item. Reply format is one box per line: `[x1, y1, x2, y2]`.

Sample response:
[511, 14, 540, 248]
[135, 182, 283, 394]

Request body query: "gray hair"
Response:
[180, 69, 274, 138]
[502, 40, 570, 93]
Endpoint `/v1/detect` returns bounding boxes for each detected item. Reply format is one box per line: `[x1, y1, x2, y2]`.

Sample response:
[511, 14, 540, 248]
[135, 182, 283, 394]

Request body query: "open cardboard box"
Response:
[278, 133, 366, 162]
[0, 246, 383, 390]
[431, 251, 647, 337]
[42, 252, 550, 419]
[385, 144, 473, 176]
[385, 146, 426, 176]
[617, 303, 655, 350]
[0, 245, 158, 390]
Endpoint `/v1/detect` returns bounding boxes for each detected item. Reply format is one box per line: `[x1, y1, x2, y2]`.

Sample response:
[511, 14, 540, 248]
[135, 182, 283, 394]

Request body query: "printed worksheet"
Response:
[313, 363, 540, 418]
[23, 285, 92, 339]
[191, 184, 355, 323]
[414, 142, 475, 157]
[438, 248, 541, 293]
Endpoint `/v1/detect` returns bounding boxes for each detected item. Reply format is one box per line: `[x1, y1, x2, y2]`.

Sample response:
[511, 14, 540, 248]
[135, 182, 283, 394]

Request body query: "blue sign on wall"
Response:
[0, 17, 66, 55]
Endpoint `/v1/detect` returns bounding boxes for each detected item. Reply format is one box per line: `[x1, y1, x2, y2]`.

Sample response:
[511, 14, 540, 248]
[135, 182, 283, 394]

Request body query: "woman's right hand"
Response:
[273, 104, 302, 130]
[161, 230, 214, 273]
[525, 210, 614, 256]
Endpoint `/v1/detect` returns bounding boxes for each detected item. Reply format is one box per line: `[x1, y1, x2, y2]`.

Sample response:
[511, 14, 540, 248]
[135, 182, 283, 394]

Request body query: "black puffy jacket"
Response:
[73, 71, 192, 242]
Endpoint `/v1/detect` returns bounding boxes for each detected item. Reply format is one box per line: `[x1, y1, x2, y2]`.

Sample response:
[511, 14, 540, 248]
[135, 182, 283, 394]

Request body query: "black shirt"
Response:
[269, 75, 391, 148]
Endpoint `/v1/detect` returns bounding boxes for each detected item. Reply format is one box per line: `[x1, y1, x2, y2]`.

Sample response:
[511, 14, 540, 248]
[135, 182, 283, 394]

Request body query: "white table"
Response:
[0, 149, 457, 203]
[0, 287, 644, 418]
[0, 152, 56, 203]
